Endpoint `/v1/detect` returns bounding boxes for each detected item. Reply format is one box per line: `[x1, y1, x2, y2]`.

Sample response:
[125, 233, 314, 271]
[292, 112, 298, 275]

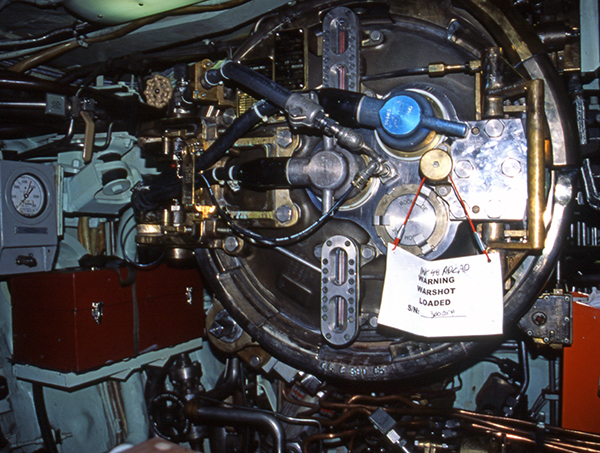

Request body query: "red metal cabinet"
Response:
[11, 265, 204, 372]
[136, 266, 205, 352]
[562, 301, 600, 434]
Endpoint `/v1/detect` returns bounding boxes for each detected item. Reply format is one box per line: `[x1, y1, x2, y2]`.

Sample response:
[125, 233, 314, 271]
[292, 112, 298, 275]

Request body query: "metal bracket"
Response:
[321, 235, 360, 347]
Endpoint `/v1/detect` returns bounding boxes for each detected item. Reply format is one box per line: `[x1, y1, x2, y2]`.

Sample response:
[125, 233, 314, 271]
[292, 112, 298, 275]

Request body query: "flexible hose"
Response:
[196, 100, 278, 171]
[204, 61, 292, 109]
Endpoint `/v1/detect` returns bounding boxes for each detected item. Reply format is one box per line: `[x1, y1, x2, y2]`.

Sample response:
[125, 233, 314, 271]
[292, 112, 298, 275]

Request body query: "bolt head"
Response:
[276, 129, 294, 148]
[224, 236, 240, 252]
[370, 30, 383, 42]
[250, 356, 261, 367]
[275, 205, 293, 223]
[484, 119, 505, 138]
[501, 158, 522, 178]
[454, 160, 474, 178]
[361, 246, 375, 260]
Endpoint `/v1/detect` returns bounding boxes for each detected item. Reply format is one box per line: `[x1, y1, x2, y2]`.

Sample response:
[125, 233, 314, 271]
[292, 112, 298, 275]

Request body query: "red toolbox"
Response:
[562, 301, 600, 434]
[11, 265, 204, 372]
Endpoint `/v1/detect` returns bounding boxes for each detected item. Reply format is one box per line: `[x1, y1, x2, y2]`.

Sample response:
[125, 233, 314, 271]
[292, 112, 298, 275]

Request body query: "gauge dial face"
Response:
[10, 174, 46, 218]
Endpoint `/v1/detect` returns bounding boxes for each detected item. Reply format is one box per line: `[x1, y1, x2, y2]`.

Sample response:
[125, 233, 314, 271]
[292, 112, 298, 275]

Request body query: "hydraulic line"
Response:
[184, 404, 286, 453]
[203, 62, 384, 166]
[205, 358, 242, 401]
[196, 100, 279, 171]
[203, 61, 292, 109]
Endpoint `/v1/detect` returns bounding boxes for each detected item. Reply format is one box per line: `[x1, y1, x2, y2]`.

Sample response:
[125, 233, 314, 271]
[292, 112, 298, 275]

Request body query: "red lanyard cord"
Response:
[449, 175, 491, 262]
[392, 176, 426, 250]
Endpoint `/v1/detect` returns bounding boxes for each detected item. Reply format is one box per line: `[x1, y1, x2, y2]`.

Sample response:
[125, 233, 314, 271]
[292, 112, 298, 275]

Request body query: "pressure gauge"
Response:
[10, 173, 47, 218]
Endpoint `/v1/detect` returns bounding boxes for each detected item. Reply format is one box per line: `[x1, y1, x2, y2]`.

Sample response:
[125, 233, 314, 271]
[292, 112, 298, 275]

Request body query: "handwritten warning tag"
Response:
[379, 245, 503, 337]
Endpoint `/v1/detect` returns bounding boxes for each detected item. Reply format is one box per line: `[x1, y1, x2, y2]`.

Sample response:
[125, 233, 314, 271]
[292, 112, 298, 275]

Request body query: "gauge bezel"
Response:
[5, 167, 53, 224]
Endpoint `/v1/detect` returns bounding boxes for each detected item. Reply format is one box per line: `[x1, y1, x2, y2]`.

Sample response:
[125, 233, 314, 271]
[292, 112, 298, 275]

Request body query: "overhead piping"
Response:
[7, 0, 252, 73]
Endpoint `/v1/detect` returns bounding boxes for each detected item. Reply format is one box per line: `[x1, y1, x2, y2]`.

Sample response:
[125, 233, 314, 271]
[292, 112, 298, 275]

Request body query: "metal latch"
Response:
[92, 301, 104, 324]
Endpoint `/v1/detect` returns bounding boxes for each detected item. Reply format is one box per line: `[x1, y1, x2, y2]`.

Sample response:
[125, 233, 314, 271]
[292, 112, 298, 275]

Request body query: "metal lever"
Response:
[80, 110, 95, 164]
[375, 94, 468, 138]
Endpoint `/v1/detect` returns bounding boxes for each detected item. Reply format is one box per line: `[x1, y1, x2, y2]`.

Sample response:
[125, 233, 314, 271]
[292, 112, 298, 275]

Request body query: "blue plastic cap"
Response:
[378, 95, 422, 138]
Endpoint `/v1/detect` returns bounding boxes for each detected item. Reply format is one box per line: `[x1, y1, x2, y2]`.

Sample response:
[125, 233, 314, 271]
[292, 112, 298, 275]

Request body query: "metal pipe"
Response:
[514, 341, 530, 413]
[482, 47, 505, 118]
[206, 357, 241, 400]
[0, 101, 45, 108]
[526, 78, 546, 250]
[549, 358, 557, 425]
[184, 403, 286, 453]
[32, 383, 59, 453]
[487, 79, 546, 250]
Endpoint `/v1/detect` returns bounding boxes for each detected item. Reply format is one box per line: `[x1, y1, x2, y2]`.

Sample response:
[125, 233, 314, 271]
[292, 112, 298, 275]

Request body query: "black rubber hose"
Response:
[131, 176, 181, 213]
[204, 61, 292, 109]
[32, 383, 59, 453]
[196, 100, 279, 171]
[184, 404, 286, 453]
[207, 157, 291, 189]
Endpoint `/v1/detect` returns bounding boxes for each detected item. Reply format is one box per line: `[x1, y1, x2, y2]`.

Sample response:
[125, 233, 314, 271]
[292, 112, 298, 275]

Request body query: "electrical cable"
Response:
[199, 173, 352, 247]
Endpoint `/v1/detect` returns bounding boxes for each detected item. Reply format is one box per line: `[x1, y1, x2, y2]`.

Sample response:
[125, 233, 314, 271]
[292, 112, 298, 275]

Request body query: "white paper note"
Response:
[379, 245, 504, 337]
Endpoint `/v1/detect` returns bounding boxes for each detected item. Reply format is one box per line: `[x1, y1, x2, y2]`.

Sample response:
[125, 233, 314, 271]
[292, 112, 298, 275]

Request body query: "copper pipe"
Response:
[469, 421, 599, 453]
[281, 386, 320, 410]
[78, 217, 92, 254]
[9, 16, 161, 73]
[346, 394, 419, 408]
[320, 401, 380, 412]
[312, 408, 372, 427]
[302, 427, 376, 453]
